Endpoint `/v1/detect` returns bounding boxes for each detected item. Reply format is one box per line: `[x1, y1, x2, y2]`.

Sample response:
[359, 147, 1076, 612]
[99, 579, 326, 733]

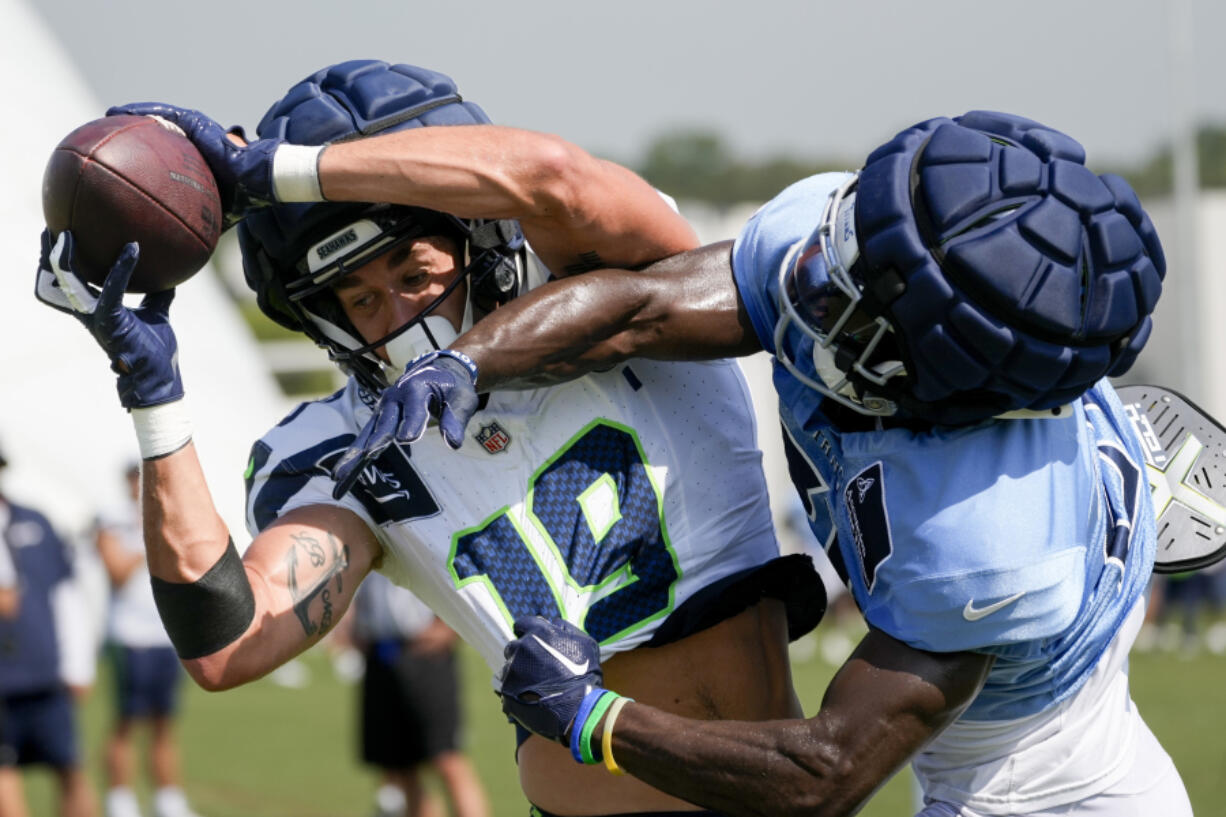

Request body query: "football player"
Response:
[35, 61, 823, 817]
[353, 112, 1194, 816]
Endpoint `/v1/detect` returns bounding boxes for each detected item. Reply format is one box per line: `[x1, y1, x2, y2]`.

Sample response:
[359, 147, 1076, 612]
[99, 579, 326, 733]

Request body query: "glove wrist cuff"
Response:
[272, 144, 326, 202]
[402, 349, 479, 384]
[131, 400, 193, 459]
[438, 349, 479, 382]
[436, 345, 478, 380]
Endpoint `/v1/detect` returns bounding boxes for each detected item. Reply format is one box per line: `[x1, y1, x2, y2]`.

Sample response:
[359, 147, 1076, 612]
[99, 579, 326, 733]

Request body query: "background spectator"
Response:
[0, 442, 96, 817]
[351, 574, 489, 817]
[94, 463, 200, 817]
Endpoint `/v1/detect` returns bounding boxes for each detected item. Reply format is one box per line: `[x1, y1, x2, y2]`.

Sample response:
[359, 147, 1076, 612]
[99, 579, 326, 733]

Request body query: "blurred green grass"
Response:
[18, 630, 1224, 817]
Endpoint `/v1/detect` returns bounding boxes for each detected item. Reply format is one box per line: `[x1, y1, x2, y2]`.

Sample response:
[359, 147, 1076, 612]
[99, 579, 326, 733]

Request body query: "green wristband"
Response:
[579, 692, 619, 765]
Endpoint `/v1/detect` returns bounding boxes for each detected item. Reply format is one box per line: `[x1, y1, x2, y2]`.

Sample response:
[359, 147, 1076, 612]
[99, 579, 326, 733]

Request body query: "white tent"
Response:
[0, 0, 291, 544]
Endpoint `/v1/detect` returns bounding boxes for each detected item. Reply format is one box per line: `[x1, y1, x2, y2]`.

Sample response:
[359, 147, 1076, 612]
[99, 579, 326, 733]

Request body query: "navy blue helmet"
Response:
[779, 111, 1165, 425]
[238, 60, 524, 393]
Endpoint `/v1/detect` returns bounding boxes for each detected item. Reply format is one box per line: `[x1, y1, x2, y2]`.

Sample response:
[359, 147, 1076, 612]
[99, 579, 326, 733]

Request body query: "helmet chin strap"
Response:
[810, 342, 858, 402]
[809, 342, 905, 415]
[382, 297, 474, 379]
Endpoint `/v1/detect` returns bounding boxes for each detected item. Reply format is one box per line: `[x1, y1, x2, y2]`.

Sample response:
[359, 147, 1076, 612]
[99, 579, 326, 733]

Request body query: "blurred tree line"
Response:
[634, 124, 1226, 205]
[1106, 124, 1226, 198]
[633, 130, 853, 207]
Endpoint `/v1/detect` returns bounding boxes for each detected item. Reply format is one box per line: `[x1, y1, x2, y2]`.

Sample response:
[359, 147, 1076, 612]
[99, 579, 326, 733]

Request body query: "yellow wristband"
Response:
[601, 696, 633, 775]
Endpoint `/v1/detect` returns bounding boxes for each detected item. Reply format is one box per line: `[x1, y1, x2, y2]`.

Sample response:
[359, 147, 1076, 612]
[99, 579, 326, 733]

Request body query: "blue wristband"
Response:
[570, 689, 613, 764]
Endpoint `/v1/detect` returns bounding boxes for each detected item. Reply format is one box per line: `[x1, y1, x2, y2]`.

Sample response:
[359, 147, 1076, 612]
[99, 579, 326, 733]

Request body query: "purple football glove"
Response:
[106, 102, 282, 229]
[331, 350, 480, 499]
[35, 230, 183, 409]
[499, 616, 605, 744]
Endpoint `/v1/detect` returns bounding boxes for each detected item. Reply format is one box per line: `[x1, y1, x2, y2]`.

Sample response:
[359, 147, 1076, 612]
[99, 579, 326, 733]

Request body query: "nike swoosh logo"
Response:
[962, 591, 1026, 621]
[531, 634, 590, 676]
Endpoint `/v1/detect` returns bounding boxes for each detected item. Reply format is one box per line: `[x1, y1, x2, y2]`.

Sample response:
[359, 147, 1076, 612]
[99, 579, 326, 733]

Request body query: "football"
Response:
[41, 114, 222, 293]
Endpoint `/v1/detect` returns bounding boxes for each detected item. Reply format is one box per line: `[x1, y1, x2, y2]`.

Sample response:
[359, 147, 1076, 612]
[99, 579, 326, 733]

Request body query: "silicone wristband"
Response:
[602, 696, 633, 775]
[578, 692, 618, 765]
[570, 689, 613, 764]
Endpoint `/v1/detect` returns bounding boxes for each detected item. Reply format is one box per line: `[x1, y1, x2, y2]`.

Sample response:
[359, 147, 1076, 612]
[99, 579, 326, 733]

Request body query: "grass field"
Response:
[19, 626, 1226, 817]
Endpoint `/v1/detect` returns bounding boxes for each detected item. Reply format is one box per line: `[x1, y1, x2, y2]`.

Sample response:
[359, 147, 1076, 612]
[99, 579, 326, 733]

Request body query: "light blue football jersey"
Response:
[732, 173, 1155, 720]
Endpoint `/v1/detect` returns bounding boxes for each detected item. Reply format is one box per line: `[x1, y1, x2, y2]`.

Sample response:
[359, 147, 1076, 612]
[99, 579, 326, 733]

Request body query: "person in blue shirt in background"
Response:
[340, 111, 1192, 817]
[0, 444, 97, 817]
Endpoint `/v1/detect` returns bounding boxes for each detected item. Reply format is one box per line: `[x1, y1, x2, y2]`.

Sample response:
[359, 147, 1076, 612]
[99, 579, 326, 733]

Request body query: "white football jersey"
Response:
[351, 571, 438, 643]
[245, 259, 781, 673]
[0, 527, 13, 589]
[96, 500, 174, 649]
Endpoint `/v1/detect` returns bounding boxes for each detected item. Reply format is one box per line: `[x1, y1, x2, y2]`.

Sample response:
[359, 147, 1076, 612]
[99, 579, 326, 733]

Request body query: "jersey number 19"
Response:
[449, 421, 680, 644]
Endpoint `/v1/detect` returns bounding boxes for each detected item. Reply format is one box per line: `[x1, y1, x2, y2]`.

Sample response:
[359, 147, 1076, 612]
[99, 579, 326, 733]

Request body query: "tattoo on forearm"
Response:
[284, 531, 350, 637]
[563, 251, 605, 276]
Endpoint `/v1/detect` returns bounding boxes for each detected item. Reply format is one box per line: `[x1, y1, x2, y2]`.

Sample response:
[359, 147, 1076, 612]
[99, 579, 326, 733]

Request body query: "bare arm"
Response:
[0, 543, 16, 618]
[409, 617, 459, 657]
[94, 528, 144, 587]
[450, 241, 764, 390]
[0, 588, 16, 619]
[318, 125, 699, 274]
[597, 628, 994, 817]
[141, 443, 380, 690]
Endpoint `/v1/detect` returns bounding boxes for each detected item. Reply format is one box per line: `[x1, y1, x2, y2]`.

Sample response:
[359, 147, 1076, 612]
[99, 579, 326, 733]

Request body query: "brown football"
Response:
[42, 114, 222, 293]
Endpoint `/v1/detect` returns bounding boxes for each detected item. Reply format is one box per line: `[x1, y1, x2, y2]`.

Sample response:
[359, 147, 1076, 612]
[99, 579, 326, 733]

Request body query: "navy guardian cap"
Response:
[780, 111, 1165, 425]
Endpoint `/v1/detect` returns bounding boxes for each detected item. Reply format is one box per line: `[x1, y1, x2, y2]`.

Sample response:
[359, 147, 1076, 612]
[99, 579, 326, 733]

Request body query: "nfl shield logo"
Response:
[475, 421, 511, 454]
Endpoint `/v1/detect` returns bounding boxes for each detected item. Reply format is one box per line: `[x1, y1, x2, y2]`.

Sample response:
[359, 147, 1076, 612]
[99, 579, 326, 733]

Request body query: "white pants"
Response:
[916, 716, 1192, 817]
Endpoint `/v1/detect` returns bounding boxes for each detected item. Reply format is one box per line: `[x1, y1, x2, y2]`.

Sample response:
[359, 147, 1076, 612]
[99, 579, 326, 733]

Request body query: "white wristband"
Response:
[131, 400, 193, 459]
[272, 144, 326, 202]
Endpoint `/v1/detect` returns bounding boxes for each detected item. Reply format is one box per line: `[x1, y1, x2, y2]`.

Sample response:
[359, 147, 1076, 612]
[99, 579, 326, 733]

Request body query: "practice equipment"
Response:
[106, 102, 285, 229]
[150, 538, 256, 659]
[778, 111, 1165, 425]
[331, 349, 479, 498]
[1116, 384, 1226, 573]
[35, 231, 184, 410]
[42, 114, 222, 292]
[499, 616, 606, 745]
[236, 60, 524, 394]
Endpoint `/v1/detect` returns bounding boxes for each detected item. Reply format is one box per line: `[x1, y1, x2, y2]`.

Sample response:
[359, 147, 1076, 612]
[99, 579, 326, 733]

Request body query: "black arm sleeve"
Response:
[150, 538, 255, 659]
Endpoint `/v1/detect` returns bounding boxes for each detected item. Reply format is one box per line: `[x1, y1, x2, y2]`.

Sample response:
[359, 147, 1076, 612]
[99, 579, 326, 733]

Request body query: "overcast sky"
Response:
[26, 0, 1225, 168]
